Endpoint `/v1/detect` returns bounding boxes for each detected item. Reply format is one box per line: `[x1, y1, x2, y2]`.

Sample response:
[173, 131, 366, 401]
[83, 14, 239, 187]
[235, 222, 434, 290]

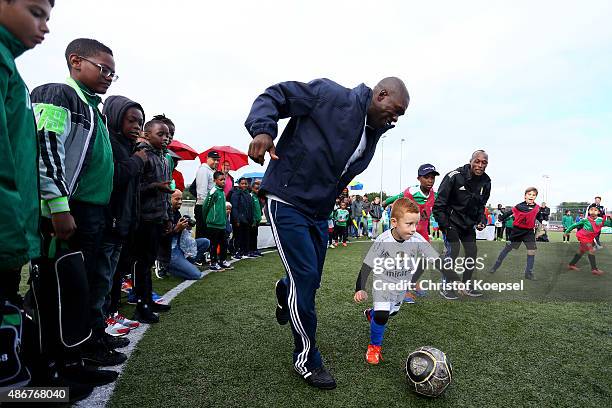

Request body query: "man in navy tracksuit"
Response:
[245, 77, 409, 389]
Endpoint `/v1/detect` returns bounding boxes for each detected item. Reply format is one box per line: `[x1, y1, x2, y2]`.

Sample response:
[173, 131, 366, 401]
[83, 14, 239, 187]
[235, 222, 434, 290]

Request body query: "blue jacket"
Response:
[245, 79, 392, 219]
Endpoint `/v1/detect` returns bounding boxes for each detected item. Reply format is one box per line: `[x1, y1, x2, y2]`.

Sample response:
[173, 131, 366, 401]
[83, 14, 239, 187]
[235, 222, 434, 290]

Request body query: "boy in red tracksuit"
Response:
[490, 187, 544, 280]
[565, 205, 612, 275]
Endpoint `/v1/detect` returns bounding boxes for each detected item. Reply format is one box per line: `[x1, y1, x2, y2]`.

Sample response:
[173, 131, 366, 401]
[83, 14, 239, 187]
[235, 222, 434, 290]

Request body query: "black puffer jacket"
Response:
[433, 164, 491, 230]
[137, 142, 171, 222]
[102, 96, 145, 238]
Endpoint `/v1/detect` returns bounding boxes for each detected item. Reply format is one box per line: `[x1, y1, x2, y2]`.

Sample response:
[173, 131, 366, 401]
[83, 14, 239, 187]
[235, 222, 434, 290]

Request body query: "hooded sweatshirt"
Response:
[0, 25, 40, 268]
[102, 96, 146, 238]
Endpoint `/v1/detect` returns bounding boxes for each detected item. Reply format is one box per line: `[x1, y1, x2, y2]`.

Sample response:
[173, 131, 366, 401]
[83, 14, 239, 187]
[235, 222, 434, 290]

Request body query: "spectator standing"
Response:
[493, 203, 504, 241]
[249, 180, 263, 257]
[194, 151, 220, 238]
[562, 210, 573, 242]
[130, 119, 173, 324]
[230, 177, 254, 258]
[351, 195, 364, 237]
[222, 160, 234, 198]
[203, 172, 233, 271]
[369, 197, 383, 238]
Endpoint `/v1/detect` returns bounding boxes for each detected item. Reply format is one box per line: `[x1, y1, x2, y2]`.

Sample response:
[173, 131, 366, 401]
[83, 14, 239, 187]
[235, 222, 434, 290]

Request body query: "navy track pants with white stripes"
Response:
[267, 199, 328, 376]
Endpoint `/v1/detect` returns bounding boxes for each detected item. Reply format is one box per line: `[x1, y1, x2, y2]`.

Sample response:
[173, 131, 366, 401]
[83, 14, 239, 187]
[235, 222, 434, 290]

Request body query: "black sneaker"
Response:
[104, 333, 130, 349]
[209, 263, 224, 272]
[31, 371, 94, 403]
[219, 261, 234, 270]
[275, 279, 289, 325]
[150, 302, 171, 313]
[82, 341, 128, 367]
[525, 273, 537, 281]
[60, 361, 119, 386]
[303, 365, 337, 390]
[462, 289, 483, 297]
[134, 304, 159, 324]
[439, 288, 459, 300]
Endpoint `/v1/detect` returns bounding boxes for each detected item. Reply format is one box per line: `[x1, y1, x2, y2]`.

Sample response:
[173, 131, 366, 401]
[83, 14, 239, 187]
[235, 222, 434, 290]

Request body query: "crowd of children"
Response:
[0, 3, 269, 399]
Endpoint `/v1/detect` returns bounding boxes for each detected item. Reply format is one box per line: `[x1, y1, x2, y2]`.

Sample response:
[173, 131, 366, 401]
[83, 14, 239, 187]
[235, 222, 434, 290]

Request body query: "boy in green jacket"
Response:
[248, 180, 263, 257]
[32, 37, 126, 368]
[562, 210, 573, 242]
[0, 0, 53, 305]
[203, 171, 233, 271]
[334, 201, 350, 246]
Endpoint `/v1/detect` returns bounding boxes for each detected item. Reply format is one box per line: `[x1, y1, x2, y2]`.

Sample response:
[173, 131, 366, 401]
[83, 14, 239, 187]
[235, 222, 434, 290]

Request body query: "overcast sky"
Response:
[17, 0, 612, 209]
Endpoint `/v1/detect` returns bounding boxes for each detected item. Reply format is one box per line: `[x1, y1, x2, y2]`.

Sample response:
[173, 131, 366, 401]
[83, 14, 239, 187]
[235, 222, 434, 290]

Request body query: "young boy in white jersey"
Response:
[354, 198, 459, 364]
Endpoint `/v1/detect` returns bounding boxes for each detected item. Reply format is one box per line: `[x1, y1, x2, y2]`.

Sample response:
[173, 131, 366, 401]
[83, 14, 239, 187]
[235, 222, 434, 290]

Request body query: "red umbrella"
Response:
[172, 169, 185, 191]
[168, 140, 199, 160]
[199, 145, 249, 171]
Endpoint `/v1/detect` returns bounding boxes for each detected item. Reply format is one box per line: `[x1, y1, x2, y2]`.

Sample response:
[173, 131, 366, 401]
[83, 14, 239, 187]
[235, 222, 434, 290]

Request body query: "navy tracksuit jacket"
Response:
[245, 78, 393, 376]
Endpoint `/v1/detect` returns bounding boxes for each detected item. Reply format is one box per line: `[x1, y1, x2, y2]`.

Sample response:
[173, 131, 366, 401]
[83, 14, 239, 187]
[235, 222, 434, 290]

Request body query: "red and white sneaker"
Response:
[592, 268, 604, 276]
[105, 316, 130, 337]
[113, 312, 140, 329]
[567, 264, 580, 271]
[366, 344, 383, 365]
[121, 278, 133, 293]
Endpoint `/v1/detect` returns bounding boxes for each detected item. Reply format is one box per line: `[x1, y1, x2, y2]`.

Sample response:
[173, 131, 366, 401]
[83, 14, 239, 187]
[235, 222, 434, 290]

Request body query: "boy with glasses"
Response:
[32, 38, 126, 369]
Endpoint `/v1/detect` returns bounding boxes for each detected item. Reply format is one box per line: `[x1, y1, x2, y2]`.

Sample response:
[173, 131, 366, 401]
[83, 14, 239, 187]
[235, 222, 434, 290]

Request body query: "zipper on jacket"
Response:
[68, 105, 95, 194]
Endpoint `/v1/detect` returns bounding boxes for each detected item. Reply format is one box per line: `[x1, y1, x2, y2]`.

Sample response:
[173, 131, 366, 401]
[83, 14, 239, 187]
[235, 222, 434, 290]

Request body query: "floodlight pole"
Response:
[400, 138, 405, 190]
[542, 174, 550, 203]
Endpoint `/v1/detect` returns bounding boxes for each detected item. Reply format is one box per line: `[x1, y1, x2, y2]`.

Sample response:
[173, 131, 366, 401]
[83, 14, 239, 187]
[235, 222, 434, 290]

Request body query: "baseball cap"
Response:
[417, 164, 439, 177]
[207, 150, 221, 159]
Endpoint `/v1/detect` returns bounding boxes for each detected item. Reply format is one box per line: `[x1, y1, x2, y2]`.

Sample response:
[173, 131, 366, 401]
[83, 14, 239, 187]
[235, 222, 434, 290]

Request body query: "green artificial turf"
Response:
[107, 234, 611, 408]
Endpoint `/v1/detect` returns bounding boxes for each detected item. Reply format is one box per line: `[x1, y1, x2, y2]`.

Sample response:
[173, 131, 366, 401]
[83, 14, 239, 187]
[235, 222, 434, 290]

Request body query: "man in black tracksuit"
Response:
[433, 150, 491, 297]
[245, 77, 409, 389]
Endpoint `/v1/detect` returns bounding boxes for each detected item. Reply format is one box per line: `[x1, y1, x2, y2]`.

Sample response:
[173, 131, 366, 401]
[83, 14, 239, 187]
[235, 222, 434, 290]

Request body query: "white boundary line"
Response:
[76, 238, 373, 406]
[76, 249, 277, 408]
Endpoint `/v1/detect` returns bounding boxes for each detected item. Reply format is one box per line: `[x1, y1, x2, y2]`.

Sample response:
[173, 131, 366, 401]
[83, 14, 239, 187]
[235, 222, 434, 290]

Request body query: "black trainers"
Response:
[303, 365, 337, 390]
[82, 340, 128, 367]
[219, 261, 234, 270]
[150, 302, 171, 313]
[60, 361, 118, 386]
[525, 273, 537, 281]
[31, 371, 94, 403]
[439, 288, 459, 300]
[462, 289, 483, 297]
[104, 333, 130, 349]
[133, 304, 159, 324]
[275, 279, 289, 325]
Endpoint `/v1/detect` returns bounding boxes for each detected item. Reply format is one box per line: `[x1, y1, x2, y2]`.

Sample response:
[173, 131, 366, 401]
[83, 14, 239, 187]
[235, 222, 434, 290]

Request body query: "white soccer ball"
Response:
[405, 346, 453, 397]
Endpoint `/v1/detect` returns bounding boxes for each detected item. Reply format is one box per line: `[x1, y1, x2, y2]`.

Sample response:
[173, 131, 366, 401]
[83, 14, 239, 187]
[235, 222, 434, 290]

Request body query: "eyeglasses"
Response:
[78, 56, 119, 82]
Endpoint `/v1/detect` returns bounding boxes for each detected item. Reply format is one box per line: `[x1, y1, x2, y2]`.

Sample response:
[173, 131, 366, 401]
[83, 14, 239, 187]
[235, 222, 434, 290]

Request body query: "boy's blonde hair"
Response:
[390, 198, 419, 219]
